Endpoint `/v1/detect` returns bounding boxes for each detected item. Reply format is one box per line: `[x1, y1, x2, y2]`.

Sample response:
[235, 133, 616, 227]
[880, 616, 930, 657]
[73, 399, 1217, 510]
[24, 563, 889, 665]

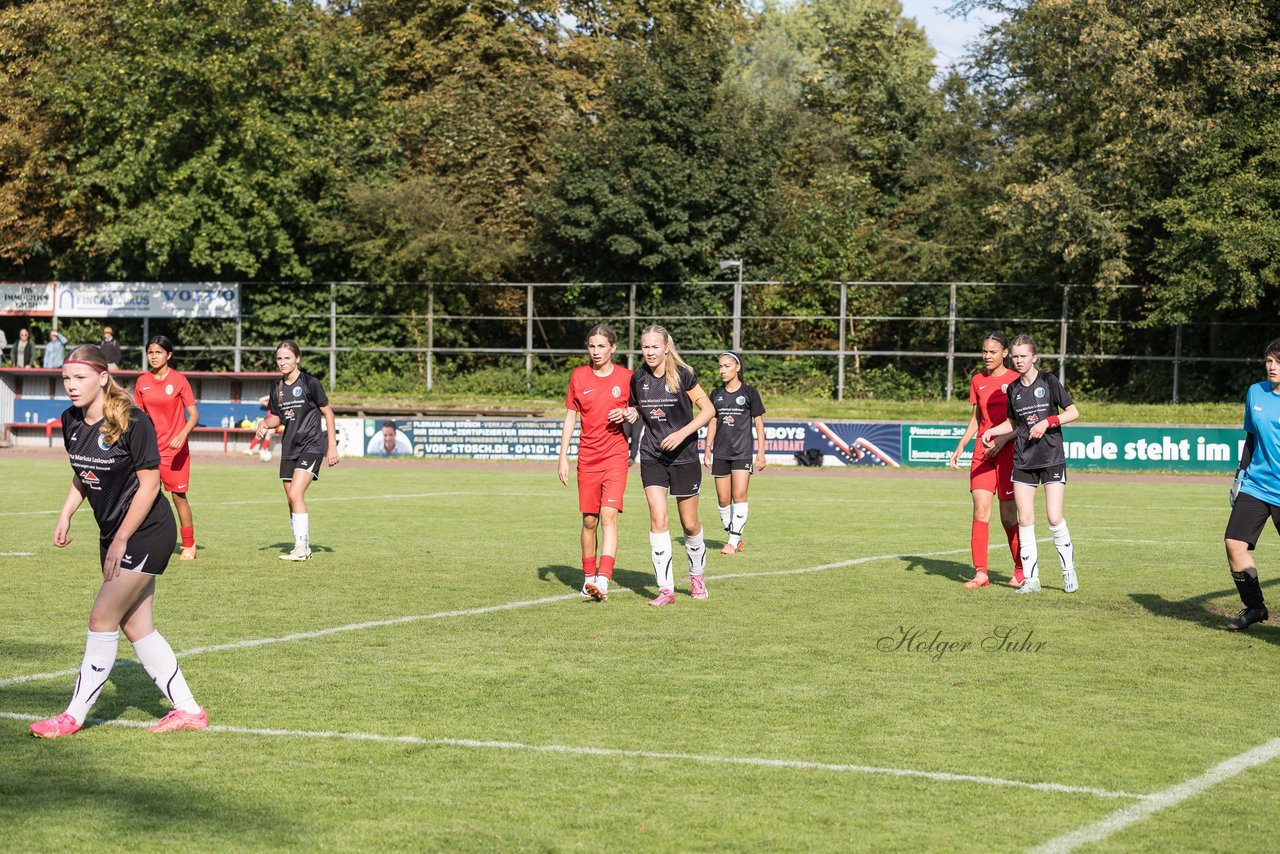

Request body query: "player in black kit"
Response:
[623, 325, 716, 606]
[981, 335, 1081, 595]
[256, 340, 340, 561]
[703, 352, 766, 555]
[30, 345, 207, 738]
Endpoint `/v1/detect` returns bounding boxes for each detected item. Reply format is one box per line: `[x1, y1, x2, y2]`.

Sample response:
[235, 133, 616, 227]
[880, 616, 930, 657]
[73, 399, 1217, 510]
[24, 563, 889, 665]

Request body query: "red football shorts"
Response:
[160, 445, 191, 494]
[969, 441, 1014, 500]
[578, 466, 627, 514]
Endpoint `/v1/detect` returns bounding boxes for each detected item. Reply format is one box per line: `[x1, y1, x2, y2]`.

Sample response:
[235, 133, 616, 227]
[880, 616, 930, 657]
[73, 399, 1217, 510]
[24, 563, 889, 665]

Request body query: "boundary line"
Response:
[0, 711, 1147, 801]
[1030, 738, 1280, 853]
[0, 549, 967, 688]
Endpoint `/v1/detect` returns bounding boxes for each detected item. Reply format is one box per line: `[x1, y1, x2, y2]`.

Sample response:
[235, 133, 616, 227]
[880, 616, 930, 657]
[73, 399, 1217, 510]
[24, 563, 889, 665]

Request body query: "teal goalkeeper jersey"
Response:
[1241, 381, 1280, 506]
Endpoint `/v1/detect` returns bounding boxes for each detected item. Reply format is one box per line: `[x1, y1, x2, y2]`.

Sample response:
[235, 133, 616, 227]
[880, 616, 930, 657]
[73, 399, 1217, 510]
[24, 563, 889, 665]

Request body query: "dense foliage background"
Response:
[2, 0, 1278, 399]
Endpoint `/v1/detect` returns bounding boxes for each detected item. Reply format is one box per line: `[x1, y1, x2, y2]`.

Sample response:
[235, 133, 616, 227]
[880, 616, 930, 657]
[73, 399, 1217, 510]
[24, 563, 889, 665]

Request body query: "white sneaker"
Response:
[279, 546, 312, 561]
[1062, 568, 1079, 593]
[1017, 577, 1042, 594]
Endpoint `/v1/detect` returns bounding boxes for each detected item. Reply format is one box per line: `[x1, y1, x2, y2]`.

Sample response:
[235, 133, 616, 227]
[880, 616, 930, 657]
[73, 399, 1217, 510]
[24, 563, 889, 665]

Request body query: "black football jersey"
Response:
[62, 406, 171, 542]
[1006, 371, 1074, 469]
[631, 365, 700, 465]
[710, 383, 765, 460]
[268, 371, 330, 459]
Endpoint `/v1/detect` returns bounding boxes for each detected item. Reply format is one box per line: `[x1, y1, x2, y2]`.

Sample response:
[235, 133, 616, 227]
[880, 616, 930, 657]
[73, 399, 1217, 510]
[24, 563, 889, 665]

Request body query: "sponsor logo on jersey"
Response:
[165, 383, 174, 395]
[140, 386, 151, 392]
[97, 434, 112, 451]
[582, 388, 594, 395]
[735, 395, 746, 406]
[651, 408, 665, 418]
[1034, 387, 1046, 398]
[292, 386, 303, 397]
[80, 470, 102, 490]
[612, 386, 621, 398]
[724, 415, 736, 426]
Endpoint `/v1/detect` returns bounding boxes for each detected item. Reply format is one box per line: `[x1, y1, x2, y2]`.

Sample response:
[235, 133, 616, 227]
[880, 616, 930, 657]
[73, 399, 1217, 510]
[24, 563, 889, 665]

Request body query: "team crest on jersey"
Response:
[1001, 383, 1009, 393]
[292, 386, 303, 397]
[96, 434, 112, 451]
[80, 470, 102, 490]
[611, 386, 621, 398]
[1034, 387, 1046, 398]
[735, 395, 746, 406]
[165, 383, 174, 396]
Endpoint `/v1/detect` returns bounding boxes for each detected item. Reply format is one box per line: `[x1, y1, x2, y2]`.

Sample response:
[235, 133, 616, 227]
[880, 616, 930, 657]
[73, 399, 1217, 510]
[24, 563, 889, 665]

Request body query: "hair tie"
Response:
[719, 352, 741, 365]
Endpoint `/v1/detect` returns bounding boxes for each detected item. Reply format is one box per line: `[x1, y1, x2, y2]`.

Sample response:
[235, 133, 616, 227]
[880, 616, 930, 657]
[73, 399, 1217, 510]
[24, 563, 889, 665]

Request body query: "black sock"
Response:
[1232, 569, 1266, 609]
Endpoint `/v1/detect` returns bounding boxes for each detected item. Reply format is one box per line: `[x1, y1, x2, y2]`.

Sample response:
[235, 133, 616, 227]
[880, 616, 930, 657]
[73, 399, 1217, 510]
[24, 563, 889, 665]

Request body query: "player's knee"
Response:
[1225, 538, 1251, 561]
[582, 514, 600, 531]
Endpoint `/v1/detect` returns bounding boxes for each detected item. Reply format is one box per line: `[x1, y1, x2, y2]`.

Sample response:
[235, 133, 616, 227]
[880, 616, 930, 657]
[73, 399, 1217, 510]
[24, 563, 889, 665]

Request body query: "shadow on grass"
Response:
[897, 554, 1025, 587]
[256, 542, 334, 555]
[5, 662, 172, 727]
[537, 563, 658, 599]
[0, 729, 299, 845]
[1130, 578, 1280, 645]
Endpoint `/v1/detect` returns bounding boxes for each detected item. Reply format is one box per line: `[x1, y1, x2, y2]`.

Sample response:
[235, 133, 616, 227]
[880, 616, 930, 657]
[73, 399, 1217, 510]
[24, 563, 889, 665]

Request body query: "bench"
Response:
[4, 422, 257, 452]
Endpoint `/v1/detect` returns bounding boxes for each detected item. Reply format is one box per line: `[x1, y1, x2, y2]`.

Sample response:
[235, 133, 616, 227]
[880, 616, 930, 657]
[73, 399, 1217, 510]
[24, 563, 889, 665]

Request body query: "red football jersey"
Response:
[969, 369, 1014, 434]
[566, 363, 632, 471]
[134, 369, 195, 450]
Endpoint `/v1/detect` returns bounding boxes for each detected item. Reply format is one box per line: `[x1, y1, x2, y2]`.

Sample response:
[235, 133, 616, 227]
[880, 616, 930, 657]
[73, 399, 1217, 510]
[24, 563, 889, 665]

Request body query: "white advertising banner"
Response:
[0, 282, 55, 316]
[54, 282, 240, 318]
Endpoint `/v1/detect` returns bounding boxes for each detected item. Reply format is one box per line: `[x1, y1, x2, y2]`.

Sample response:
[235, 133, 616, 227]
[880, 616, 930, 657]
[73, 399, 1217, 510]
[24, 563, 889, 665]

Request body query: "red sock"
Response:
[598, 555, 615, 580]
[180, 526, 195, 548]
[1004, 522, 1022, 572]
[582, 556, 597, 579]
[970, 520, 989, 573]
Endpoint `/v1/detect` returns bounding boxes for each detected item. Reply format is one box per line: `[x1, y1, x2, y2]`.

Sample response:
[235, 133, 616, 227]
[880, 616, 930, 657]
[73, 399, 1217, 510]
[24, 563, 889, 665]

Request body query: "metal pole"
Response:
[328, 282, 337, 391]
[628, 282, 636, 370]
[142, 317, 149, 369]
[234, 306, 243, 372]
[426, 285, 434, 392]
[945, 282, 957, 401]
[732, 265, 743, 351]
[1058, 285, 1070, 387]
[837, 282, 847, 402]
[1172, 322, 1182, 403]
[525, 283, 534, 387]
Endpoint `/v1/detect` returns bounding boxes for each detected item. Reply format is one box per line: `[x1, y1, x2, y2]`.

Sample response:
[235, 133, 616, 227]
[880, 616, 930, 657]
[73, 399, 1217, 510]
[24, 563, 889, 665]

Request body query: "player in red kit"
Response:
[558, 324, 634, 602]
[948, 332, 1023, 588]
[134, 335, 199, 560]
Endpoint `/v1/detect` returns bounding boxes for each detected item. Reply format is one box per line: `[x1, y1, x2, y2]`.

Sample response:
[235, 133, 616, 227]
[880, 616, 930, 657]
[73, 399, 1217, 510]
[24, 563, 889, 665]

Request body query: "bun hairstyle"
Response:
[983, 331, 1013, 369]
[641, 324, 693, 393]
[67, 345, 134, 446]
[719, 351, 745, 381]
[275, 339, 302, 411]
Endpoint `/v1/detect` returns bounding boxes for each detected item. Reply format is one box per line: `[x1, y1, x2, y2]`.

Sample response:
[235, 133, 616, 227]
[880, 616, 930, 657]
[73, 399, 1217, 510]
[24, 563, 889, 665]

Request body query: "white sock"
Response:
[650, 531, 673, 590]
[1050, 520, 1075, 574]
[685, 528, 706, 577]
[728, 502, 749, 547]
[65, 630, 119, 724]
[1019, 524, 1038, 581]
[718, 503, 732, 532]
[291, 513, 309, 550]
[132, 630, 201, 713]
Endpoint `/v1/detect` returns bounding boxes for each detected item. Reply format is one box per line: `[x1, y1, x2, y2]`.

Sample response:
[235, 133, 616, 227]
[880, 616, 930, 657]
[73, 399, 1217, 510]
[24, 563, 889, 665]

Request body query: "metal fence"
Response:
[9, 280, 1272, 402]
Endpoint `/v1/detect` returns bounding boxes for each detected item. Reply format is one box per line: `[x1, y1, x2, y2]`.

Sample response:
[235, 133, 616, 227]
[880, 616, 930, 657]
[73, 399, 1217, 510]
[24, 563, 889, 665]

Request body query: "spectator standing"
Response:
[101, 326, 122, 371]
[43, 328, 68, 369]
[0, 327, 7, 365]
[15, 328, 33, 368]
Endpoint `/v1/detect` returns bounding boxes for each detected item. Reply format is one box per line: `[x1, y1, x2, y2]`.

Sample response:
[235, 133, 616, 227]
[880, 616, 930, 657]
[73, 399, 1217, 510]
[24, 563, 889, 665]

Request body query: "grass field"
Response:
[2, 455, 1278, 852]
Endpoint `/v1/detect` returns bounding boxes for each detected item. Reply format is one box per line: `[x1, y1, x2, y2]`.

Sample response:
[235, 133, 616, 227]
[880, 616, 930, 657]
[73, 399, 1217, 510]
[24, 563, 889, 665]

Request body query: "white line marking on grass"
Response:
[0, 711, 1147, 801]
[0, 549, 960, 688]
[1030, 737, 1280, 853]
[0, 595, 580, 688]
[0, 552, 35, 556]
